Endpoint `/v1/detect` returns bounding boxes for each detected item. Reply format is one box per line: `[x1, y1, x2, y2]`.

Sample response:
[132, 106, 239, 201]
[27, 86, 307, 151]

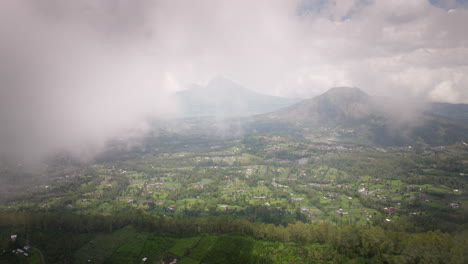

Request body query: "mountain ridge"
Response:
[268, 86, 375, 125]
[263, 87, 468, 146]
[176, 77, 298, 118]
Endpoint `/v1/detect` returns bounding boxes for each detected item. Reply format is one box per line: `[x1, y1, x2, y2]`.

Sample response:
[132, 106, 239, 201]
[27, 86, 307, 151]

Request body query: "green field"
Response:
[0, 130, 466, 263]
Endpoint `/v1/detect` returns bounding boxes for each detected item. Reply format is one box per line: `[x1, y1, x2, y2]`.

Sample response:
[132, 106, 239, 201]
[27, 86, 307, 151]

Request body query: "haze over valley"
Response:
[0, 1, 467, 263]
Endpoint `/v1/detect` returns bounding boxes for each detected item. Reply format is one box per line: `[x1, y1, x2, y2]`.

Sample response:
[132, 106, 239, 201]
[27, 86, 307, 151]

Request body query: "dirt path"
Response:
[31, 246, 46, 264]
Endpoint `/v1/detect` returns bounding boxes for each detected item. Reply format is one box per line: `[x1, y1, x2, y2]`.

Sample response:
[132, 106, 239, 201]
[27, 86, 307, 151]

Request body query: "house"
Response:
[384, 207, 397, 212]
[11, 235, 17, 241]
[449, 203, 460, 208]
[336, 208, 349, 216]
[308, 183, 330, 187]
[142, 257, 148, 262]
[291, 198, 304, 201]
[358, 188, 370, 195]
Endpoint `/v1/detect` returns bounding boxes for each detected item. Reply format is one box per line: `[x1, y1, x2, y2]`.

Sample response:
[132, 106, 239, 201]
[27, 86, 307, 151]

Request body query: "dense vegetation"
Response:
[1, 212, 466, 263]
[1, 126, 467, 263]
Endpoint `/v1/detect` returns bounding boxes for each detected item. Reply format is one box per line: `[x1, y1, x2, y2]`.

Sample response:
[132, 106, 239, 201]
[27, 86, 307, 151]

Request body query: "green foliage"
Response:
[169, 237, 201, 257]
[1, 122, 467, 263]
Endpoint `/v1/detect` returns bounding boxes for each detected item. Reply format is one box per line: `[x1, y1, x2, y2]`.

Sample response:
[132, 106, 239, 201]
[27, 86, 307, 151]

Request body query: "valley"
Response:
[1, 88, 467, 263]
[1, 125, 467, 263]
[2, 0, 468, 262]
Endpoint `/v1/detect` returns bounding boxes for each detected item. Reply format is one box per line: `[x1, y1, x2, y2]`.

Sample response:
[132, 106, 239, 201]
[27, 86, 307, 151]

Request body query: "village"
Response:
[0, 132, 466, 263]
[2, 134, 464, 228]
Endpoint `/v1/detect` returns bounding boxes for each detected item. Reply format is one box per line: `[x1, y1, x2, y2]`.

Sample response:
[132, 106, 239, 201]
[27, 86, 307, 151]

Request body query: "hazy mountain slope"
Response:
[267, 87, 377, 126]
[428, 102, 468, 123]
[264, 87, 468, 146]
[369, 113, 468, 146]
[176, 77, 298, 117]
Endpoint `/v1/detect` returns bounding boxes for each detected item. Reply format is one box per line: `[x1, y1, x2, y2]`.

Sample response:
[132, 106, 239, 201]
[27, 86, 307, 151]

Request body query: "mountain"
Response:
[264, 87, 468, 146]
[176, 77, 298, 117]
[268, 87, 375, 125]
[428, 102, 468, 123]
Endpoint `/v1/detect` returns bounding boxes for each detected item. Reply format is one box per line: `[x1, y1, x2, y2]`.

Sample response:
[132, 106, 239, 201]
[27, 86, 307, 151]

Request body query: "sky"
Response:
[0, 0, 467, 163]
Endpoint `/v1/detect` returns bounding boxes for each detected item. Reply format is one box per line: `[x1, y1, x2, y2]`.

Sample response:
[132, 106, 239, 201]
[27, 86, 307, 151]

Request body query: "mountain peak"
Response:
[206, 76, 242, 92]
[267, 86, 373, 124]
[320, 87, 369, 99]
[316, 87, 370, 108]
[176, 77, 297, 117]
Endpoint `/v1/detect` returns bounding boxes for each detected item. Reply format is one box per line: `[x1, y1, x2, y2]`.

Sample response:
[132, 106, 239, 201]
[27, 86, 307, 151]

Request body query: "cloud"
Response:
[138, 0, 468, 103]
[0, 0, 179, 164]
[0, 0, 467, 163]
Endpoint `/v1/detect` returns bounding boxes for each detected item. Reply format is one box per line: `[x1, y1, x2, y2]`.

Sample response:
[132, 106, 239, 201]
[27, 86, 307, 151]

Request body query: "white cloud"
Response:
[430, 81, 460, 102]
[140, 0, 468, 102]
[0, 0, 467, 163]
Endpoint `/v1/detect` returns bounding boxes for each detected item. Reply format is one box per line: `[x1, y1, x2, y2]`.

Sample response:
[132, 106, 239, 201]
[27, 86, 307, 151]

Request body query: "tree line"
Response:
[0, 211, 465, 263]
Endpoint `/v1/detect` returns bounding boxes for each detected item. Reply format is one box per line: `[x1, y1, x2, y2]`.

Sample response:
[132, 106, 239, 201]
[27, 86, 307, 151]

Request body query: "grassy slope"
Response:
[2, 226, 344, 264]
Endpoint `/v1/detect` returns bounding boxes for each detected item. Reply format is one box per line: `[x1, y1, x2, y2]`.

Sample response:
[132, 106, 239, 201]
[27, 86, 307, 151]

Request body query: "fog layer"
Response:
[0, 0, 467, 163]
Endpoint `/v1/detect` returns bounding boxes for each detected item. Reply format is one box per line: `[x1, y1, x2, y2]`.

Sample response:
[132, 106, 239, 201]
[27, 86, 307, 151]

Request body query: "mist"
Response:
[1, 0, 467, 164]
[0, 1, 180, 164]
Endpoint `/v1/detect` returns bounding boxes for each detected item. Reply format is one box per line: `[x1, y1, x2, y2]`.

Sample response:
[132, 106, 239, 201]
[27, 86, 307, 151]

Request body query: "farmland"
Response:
[1, 131, 467, 263]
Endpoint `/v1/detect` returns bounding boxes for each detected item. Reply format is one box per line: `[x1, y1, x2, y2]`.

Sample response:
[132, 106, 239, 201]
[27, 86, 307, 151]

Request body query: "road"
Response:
[30, 246, 46, 264]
